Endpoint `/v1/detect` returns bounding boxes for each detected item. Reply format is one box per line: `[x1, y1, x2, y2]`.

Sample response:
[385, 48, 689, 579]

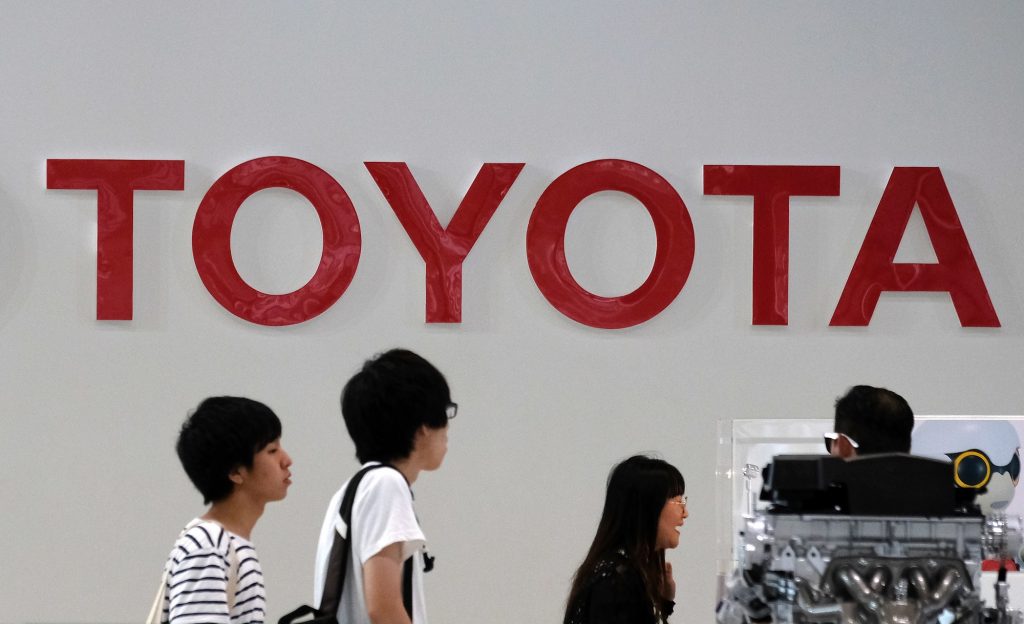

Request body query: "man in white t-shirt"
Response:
[314, 349, 455, 624]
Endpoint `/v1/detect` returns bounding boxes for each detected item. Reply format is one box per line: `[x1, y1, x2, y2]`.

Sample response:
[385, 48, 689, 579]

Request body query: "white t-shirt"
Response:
[162, 519, 266, 624]
[314, 463, 428, 624]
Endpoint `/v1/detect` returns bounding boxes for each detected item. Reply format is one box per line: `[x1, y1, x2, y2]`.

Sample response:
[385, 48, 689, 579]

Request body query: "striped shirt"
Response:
[162, 519, 266, 624]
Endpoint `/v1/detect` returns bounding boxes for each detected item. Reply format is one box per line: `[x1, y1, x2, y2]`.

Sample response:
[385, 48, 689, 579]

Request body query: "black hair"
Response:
[565, 455, 685, 624]
[341, 349, 450, 464]
[176, 396, 282, 504]
[834, 385, 914, 455]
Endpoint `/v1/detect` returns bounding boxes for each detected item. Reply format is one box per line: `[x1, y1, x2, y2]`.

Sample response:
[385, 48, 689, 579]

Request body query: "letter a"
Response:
[831, 167, 998, 327]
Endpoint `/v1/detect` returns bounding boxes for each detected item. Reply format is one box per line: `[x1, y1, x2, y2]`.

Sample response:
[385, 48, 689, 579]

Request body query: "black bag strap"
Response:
[277, 604, 330, 624]
[279, 463, 419, 624]
[402, 557, 414, 615]
[319, 463, 395, 616]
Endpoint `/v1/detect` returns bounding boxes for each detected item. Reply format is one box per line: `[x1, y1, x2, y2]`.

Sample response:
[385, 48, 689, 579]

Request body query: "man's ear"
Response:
[410, 425, 428, 450]
[836, 436, 857, 459]
[228, 466, 245, 485]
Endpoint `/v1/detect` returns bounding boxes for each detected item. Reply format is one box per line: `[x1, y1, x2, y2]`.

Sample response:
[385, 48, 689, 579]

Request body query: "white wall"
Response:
[2, 2, 1024, 622]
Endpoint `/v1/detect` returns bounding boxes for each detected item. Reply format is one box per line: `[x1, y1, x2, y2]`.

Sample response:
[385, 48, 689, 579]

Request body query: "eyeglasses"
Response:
[824, 432, 860, 454]
[668, 495, 688, 509]
[946, 448, 1021, 489]
[445, 402, 458, 420]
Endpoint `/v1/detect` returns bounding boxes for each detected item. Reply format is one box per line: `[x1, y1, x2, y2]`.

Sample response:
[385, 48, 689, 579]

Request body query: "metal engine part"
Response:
[717, 456, 1024, 624]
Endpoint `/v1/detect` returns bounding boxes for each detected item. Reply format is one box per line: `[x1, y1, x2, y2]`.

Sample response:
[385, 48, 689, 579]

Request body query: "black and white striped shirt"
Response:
[162, 519, 266, 624]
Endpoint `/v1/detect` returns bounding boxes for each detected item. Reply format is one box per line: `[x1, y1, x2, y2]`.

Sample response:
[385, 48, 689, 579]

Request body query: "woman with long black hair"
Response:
[564, 455, 688, 624]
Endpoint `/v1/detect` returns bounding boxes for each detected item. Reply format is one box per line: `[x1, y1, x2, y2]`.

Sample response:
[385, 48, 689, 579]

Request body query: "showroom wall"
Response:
[2, 3, 1023, 622]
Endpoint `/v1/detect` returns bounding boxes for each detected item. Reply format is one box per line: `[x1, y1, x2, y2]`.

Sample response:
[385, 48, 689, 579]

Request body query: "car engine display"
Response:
[716, 454, 1024, 624]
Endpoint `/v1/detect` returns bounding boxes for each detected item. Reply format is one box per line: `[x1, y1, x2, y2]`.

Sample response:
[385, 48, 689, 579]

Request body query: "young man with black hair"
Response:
[826, 385, 914, 459]
[314, 349, 454, 624]
[161, 396, 292, 624]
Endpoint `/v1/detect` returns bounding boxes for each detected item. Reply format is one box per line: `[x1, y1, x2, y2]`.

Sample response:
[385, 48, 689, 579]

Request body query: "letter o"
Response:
[193, 156, 361, 326]
[527, 159, 694, 329]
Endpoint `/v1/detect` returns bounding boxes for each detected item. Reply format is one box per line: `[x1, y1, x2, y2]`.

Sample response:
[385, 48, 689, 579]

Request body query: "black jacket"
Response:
[565, 551, 674, 624]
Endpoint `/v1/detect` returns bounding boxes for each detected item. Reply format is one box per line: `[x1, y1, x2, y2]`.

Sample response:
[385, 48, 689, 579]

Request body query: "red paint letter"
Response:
[831, 167, 999, 327]
[365, 162, 524, 323]
[46, 159, 185, 320]
[704, 165, 840, 325]
[527, 159, 694, 329]
[193, 156, 361, 326]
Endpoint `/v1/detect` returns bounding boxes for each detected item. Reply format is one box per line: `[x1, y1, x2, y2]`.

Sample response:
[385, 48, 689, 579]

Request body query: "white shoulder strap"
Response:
[225, 532, 240, 609]
[146, 520, 203, 624]
[144, 572, 168, 624]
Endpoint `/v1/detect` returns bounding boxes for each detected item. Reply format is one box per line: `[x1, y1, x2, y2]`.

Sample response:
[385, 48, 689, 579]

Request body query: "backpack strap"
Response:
[282, 465, 422, 624]
[319, 463, 416, 619]
[402, 558, 413, 616]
